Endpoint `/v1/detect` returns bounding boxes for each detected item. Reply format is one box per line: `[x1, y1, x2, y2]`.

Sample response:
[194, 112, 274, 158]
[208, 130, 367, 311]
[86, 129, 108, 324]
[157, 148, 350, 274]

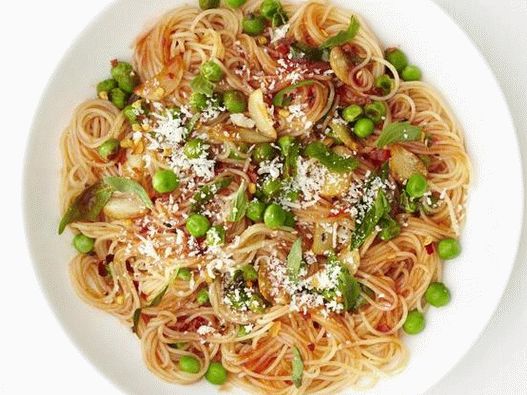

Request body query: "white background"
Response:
[0, 1, 525, 394]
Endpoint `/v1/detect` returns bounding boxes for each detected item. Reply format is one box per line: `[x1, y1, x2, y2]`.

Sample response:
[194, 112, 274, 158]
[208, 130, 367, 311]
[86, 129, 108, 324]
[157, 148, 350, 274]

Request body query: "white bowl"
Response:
[23, 0, 523, 394]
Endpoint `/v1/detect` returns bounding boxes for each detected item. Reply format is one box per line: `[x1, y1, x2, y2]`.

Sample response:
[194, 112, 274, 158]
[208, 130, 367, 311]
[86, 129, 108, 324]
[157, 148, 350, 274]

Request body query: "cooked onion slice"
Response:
[248, 89, 277, 140]
[389, 145, 428, 182]
[103, 192, 148, 220]
[330, 47, 354, 85]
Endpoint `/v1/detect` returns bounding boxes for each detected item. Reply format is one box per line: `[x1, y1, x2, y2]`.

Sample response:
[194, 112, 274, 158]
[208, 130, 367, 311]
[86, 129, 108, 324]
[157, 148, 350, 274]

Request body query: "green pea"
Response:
[199, 0, 220, 9]
[437, 238, 461, 260]
[98, 138, 120, 160]
[179, 355, 201, 374]
[247, 200, 267, 222]
[96, 79, 117, 95]
[248, 293, 266, 313]
[401, 65, 422, 81]
[123, 105, 139, 124]
[364, 102, 387, 124]
[110, 88, 129, 110]
[353, 118, 375, 138]
[242, 16, 266, 36]
[73, 234, 95, 254]
[169, 341, 187, 349]
[205, 362, 228, 385]
[184, 139, 205, 159]
[225, 0, 247, 8]
[342, 104, 363, 123]
[284, 190, 299, 202]
[385, 48, 408, 73]
[260, 0, 280, 19]
[223, 90, 247, 113]
[241, 264, 258, 281]
[237, 325, 250, 337]
[252, 143, 278, 163]
[190, 92, 208, 112]
[375, 75, 393, 94]
[262, 178, 282, 198]
[403, 309, 425, 335]
[177, 267, 192, 281]
[111, 62, 137, 94]
[425, 282, 451, 307]
[405, 173, 428, 198]
[263, 203, 286, 229]
[284, 211, 296, 228]
[153, 169, 180, 193]
[200, 60, 224, 82]
[206, 225, 226, 246]
[186, 214, 211, 238]
[197, 288, 210, 305]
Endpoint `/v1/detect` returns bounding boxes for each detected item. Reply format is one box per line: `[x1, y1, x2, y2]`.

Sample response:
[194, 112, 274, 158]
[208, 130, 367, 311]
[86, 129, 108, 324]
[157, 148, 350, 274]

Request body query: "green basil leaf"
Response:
[148, 285, 169, 307]
[132, 308, 142, 333]
[58, 181, 114, 234]
[191, 176, 233, 212]
[291, 346, 304, 388]
[290, 42, 329, 61]
[320, 16, 360, 49]
[104, 176, 153, 209]
[287, 238, 303, 281]
[185, 112, 201, 134]
[350, 189, 389, 249]
[378, 215, 401, 241]
[190, 75, 214, 96]
[272, 9, 288, 27]
[305, 141, 359, 173]
[376, 122, 423, 147]
[339, 266, 362, 311]
[228, 181, 248, 222]
[272, 80, 316, 107]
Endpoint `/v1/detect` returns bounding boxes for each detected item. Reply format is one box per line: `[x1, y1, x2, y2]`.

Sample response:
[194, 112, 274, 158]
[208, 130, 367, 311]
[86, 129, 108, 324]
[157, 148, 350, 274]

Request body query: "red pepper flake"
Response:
[97, 261, 108, 277]
[367, 149, 391, 165]
[301, 311, 311, 320]
[307, 343, 316, 352]
[142, 313, 153, 326]
[425, 243, 435, 255]
[376, 323, 391, 333]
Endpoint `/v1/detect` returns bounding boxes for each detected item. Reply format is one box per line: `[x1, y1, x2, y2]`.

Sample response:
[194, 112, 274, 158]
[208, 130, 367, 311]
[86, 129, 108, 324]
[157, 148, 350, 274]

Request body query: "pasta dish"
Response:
[58, 0, 471, 392]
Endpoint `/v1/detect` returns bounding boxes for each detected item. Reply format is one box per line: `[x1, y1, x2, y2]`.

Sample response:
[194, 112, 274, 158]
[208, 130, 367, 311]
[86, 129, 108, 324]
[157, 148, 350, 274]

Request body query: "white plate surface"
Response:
[23, 0, 523, 394]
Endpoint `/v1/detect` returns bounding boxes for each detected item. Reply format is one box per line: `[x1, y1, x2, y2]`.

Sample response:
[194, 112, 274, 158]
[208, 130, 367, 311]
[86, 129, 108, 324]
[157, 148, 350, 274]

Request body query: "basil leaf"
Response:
[272, 9, 288, 27]
[378, 215, 401, 241]
[104, 176, 153, 209]
[376, 122, 423, 147]
[291, 42, 329, 61]
[148, 285, 169, 307]
[272, 80, 316, 107]
[305, 141, 359, 173]
[191, 176, 233, 212]
[228, 181, 248, 222]
[190, 75, 214, 96]
[339, 266, 362, 311]
[291, 346, 304, 388]
[350, 189, 389, 249]
[58, 181, 114, 234]
[287, 238, 303, 281]
[320, 16, 360, 49]
[132, 308, 142, 333]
